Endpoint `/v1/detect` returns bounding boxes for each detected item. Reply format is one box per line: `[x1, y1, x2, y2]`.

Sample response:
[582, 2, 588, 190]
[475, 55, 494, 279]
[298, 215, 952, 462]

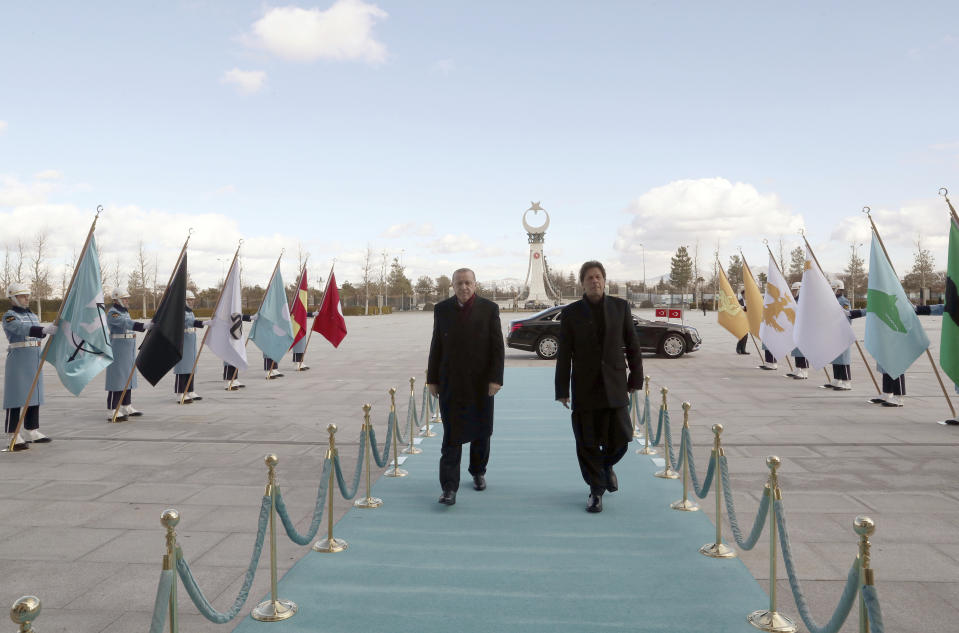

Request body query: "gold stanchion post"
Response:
[700, 424, 736, 558]
[631, 387, 644, 440]
[856, 516, 875, 633]
[429, 368, 442, 426]
[161, 509, 180, 633]
[251, 455, 297, 621]
[636, 376, 657, 455]
[670, 402, 699, 511]
[748, 456, 797, 633]
[354, 404, 383, 509]
[421, 371, 436, 437]
[654, 387, 679, 479]
[10, 596, 41, 633]
[385, 388, 408, 477]
[402, 378, 422, 455]
[313, 424, 348, 553]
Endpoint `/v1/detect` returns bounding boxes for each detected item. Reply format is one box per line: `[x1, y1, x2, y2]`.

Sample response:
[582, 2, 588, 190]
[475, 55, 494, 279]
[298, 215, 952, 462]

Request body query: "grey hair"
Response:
[452, 268, 476, 282]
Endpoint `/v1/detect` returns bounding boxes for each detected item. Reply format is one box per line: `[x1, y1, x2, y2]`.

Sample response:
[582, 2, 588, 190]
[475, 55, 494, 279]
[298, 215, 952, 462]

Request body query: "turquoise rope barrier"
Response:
[662, 408, 677, 468]
[641, 393, 651, 437]
[148, 569, 174, 633]
[394, 406, 407, 444]
[648, 406, 665, 446]
[334, 432, 366, 499]
[407, 393, 420, 431]
[862, 585, 884, 633]
[682, 426, 715, 499]
[719, 455, 769, 550]
[274, 458, 332, 546]
[176, 495, 271, 623]
[775, 499, 860, 633]
[369, 412, 396, 468]
[421, 384, 429, 424]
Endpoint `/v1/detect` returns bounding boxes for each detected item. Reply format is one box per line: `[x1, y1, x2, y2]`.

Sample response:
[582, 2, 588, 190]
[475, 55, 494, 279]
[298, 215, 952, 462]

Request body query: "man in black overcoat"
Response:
[555, 261, 643, 513]
[427, 268, 505, 506]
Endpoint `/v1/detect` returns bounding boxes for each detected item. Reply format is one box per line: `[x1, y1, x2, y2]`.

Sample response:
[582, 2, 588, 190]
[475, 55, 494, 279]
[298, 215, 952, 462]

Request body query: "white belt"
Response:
[9, 341, 40, 349]
[111, 333, 136, 340]
[184, 327, 195, 333]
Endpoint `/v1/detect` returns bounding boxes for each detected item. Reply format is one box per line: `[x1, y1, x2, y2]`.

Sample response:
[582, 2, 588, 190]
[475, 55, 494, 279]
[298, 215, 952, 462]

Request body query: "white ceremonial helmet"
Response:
[111, 288, 131, 300]
[831, 279, 844, 290]
[790, 282, 801, 291]
[185, 290, 196, 300]
[6, 282, 30, 299]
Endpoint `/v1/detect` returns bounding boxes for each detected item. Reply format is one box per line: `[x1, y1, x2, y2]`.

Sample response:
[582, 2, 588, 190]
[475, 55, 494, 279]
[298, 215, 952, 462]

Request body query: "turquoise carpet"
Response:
[232, 367, 768, 633]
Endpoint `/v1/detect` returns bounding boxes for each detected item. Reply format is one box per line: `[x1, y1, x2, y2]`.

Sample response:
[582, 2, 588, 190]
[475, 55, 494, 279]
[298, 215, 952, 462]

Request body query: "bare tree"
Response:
[152, 255, 159, 311]
[777, 236, 787, 275]
[1, 243, 11, 290]
[15, 239, 26, 283]
[132, 240, 152, 316]
[30, 231, 51, 319]
[361, 245, 374, 314]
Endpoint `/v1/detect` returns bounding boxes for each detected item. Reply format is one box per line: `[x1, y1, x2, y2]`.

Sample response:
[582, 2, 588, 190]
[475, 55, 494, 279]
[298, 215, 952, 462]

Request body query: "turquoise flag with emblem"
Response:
[248, 267, 295, 362]
[48, 235, 114, 395]
[864, 232, 929, 378]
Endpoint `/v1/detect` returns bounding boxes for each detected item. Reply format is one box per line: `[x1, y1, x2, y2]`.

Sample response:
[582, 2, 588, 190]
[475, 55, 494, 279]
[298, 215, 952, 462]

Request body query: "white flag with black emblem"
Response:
[204, 257, 248, 370]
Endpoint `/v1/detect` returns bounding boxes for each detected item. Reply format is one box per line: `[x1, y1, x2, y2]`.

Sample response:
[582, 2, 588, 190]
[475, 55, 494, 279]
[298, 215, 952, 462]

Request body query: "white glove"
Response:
[250, 314, 258, 322]
[42, 324, 58, 336]
[143, 322, 153, 331]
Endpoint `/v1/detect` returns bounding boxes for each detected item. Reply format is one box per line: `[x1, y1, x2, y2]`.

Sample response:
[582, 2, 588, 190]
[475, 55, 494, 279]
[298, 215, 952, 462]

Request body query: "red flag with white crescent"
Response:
[312, 270, 347, 348]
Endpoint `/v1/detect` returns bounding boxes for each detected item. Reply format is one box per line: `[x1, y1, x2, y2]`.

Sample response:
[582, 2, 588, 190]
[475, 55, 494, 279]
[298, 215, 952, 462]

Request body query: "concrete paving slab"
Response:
[0, 526, 124, 562]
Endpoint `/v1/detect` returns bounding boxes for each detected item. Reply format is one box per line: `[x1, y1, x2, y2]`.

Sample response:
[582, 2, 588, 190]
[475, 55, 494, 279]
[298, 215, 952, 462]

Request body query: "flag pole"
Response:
[181, 240, 242, 404]
[738, 250, 767, 360]
[870, 203, 954, 419]
[762, 240, 794, 372]
[7, 206, 103, 452]
[298, 261, 334, 369]
[801, 231, 882, 394]
[253, 251, 285, 379]
[290, 260, 308, 371]
[111, 231, 192, 423]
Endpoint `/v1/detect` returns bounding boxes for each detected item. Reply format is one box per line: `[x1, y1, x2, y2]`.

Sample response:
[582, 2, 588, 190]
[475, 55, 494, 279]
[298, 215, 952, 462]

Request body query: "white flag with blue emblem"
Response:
[48, 235, 114, 395]
[204, 258, 248, 370]
[248, 267, 294, 362]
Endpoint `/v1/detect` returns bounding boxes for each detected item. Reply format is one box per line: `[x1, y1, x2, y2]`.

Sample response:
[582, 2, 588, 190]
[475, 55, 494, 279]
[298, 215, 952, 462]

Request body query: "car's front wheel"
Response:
[535, 334, 559, 360]
[658, 333, 686, 358]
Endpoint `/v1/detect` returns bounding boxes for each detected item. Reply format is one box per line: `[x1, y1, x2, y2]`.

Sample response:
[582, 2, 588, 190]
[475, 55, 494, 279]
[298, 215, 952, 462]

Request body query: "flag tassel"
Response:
[7, 207, 102, 451]
[868, 206, 956, 418]
[801, 232, 882, 394]
[181, 241, 242, 404]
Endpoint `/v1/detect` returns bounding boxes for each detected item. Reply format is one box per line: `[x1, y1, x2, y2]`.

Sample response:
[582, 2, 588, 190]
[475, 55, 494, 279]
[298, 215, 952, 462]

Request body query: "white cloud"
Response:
[0, 121, 7, 134]
[382, 222, 434, 238]
[0, 174, 60, 207]
[613, 178, 805, 274]
[427, 234, 481, 254]
[221, 68, 267, 94]
[247, 1, 388, 64]
[34, 169, 62, 180]
[830, 198, 948, 257]
[431, 59, 455, 75]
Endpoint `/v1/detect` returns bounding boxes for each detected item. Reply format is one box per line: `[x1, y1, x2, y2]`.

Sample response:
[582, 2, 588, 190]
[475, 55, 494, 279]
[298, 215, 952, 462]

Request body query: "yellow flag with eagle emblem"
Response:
[717, 265, 749, 339]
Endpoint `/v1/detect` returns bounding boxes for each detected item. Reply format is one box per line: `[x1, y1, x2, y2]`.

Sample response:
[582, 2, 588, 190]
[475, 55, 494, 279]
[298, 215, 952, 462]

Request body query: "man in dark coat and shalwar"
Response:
[427, 268, 505, 506]
[555, 260, 644, 513]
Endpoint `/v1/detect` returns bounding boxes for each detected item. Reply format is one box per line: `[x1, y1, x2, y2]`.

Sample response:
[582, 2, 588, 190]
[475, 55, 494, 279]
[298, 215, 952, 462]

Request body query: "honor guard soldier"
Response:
[4, 283, 57, 449]
[222, 315, 253, 390]
[821, 279, 864, 391]
[786, 282, 810, 380]
[173, 290, 204, 403]
[263, 354, 283, 379]
[105, 288, 148, 420]
[870, 303, 945, 408]
[758, 343, 777, 370]
[291, 310, 317, 370]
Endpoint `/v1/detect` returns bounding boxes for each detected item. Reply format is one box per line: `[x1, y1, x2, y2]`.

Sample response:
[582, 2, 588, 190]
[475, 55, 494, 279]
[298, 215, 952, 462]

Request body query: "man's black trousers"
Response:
[571, 407, 629, 495]
[439, 432, 490, 492]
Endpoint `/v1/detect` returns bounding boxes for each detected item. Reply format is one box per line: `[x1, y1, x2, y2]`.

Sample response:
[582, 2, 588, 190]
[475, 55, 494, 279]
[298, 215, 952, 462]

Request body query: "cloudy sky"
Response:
[2, 1, 958, 291]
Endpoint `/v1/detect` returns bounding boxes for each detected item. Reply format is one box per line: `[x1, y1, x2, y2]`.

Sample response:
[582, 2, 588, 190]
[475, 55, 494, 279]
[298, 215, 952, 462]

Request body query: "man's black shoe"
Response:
[605, 468, 618, 493]
[472, 475, 486, 491]
[438, 490, 456, 505]
[939, 419, 959, 426]
[586, 493, 603, 513]
[868, 397, 886, 404]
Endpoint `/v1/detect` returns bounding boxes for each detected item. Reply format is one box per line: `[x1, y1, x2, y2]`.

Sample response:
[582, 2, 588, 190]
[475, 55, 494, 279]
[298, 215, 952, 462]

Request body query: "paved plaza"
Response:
[1, 309, 957, 632]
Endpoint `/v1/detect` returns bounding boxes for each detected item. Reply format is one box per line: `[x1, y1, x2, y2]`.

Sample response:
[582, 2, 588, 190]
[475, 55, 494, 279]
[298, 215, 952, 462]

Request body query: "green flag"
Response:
[941, 216, 959, 384]
[864, 233, 929, 378]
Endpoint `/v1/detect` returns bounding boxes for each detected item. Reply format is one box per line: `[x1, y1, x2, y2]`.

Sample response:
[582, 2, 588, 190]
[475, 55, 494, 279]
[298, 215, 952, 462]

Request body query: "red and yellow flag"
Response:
[289, 267, 309, 349]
